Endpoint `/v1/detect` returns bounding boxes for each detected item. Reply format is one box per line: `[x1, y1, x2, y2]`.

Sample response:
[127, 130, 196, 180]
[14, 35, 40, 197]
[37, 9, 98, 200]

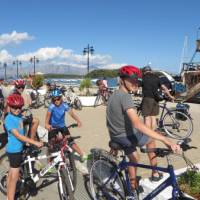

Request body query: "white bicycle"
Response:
[0, 131, 79, 200]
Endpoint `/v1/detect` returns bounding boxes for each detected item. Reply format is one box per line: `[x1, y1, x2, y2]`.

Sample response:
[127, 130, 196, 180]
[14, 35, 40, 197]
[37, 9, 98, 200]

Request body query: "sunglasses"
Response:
[10, 106, 23, 110]
[53, 97, 62, 102]
[16, 86, 25, 89]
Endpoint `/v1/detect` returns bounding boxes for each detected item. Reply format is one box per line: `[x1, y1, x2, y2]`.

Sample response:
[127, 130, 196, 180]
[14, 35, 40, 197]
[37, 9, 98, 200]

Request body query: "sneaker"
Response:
[150, 172, 163, 182]
[80, 154, 90, 162]
[127, 190, 139, 200]
[47, 166, 57, 173]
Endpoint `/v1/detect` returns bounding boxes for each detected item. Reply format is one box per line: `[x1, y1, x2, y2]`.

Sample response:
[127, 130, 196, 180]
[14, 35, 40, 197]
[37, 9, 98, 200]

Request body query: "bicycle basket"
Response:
[175, 103, 190, 121]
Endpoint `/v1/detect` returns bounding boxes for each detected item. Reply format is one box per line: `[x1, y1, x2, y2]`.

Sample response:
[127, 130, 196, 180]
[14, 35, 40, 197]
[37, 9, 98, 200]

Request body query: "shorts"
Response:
[111, 128, 150, 155]
[48, 126, 70, 140]
[7, 152, 23, 168]
[141, 97, 159, 116]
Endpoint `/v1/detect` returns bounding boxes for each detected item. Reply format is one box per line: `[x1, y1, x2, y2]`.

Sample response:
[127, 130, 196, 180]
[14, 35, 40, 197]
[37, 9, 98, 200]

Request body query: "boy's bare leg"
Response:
[30, 117, 39, 140]
[127, 151, 140, 189]
[7, 168, 20, 200]
[71, 143, 84, 157]
[146, 139, 159, 176]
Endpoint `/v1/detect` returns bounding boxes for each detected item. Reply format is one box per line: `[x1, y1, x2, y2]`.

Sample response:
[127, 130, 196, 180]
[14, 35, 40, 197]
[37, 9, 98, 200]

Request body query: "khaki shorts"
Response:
[141, 97, 159, 116]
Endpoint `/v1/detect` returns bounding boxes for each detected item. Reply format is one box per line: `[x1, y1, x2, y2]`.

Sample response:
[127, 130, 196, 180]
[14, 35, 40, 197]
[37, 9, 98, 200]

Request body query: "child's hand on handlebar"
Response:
[45, 124, 52, 131]
[34, 141, 44, 148]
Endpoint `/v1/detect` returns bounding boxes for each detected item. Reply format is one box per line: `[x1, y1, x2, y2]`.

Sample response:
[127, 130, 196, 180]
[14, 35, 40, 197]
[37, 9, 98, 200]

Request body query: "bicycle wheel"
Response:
[94, 95, 103, 107]
[65, 152, 77, 190]
[162, 110, 193, 139]
[0, 153, 8, 195]
[73, 98, 82, 110]
[44, 97, 51, 108]
[90, 159, 125, 200]
[58, 168, 74, 200]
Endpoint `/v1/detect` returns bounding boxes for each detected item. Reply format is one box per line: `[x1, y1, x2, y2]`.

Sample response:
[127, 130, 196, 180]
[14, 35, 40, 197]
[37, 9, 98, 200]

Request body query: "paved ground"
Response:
[0, 102, 200, 199]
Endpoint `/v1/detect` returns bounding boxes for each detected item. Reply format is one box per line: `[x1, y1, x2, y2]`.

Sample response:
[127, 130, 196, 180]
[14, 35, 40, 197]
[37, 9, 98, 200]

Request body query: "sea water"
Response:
[46, 77, 118, 88]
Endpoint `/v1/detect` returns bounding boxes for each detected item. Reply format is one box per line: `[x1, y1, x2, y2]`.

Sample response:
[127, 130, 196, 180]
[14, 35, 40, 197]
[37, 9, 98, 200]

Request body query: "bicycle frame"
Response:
[102, 156, 182, 200]
[22, 143, 73, 186]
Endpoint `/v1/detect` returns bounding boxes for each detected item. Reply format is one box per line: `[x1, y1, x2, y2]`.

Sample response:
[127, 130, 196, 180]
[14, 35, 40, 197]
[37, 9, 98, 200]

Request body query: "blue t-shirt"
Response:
[48, 102, 70, 128]
[5, 113, 24, 153]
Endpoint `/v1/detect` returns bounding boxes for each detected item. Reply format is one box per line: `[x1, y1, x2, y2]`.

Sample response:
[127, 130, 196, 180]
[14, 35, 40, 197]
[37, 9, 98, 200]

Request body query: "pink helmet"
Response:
[7, 94, 24, 108]
[14, 79, 26, 87]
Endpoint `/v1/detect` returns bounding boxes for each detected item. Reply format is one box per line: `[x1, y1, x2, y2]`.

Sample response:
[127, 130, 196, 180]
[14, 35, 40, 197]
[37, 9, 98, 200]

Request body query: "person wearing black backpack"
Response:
[141, 66, 174, 134]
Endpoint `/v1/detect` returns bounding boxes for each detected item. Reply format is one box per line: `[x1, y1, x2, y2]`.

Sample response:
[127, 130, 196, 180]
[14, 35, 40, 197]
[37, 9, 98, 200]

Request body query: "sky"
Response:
[0, 0, 200, 74]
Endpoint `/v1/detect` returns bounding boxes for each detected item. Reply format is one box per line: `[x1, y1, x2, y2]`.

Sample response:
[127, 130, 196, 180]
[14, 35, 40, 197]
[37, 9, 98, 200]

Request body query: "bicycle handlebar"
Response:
[140, 139, 197, 157]
[43, 135, 81, 148]
[67, 123, 78, 129]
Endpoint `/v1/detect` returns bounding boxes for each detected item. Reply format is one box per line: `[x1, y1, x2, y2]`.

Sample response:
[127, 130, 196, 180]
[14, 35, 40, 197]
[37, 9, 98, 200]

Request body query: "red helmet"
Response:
[119, 65, 142, 81]
[7, 94, 24, 108]
[14, 79, 26, 87]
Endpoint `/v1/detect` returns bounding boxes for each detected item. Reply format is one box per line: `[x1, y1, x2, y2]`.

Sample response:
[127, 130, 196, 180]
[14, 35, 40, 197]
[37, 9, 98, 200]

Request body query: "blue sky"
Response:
[0, 0, 200, 73]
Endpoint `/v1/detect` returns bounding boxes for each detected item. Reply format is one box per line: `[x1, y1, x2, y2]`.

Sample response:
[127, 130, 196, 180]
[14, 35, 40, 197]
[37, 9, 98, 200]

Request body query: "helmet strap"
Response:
[122, 79, 133, 94]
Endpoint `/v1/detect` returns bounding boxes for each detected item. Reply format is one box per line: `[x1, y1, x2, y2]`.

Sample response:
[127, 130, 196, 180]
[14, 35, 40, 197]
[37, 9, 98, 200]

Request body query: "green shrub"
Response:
[32, 74, 44, 89]
[178, 170, 200, 198]
[79, 79, 92, 96]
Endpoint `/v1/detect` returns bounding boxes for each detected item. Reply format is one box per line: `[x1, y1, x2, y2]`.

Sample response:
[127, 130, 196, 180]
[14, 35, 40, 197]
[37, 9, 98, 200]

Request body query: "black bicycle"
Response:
[94, 88, 113, 107]
[135, 99, 193, 140]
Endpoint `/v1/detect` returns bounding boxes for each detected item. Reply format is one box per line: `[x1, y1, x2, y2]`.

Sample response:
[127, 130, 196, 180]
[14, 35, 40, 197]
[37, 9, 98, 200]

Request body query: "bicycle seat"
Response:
[109, 141, 123, 150]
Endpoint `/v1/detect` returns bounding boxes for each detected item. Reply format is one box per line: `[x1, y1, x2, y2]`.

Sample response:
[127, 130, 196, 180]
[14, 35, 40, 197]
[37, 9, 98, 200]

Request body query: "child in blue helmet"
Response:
[45, 89, 87, 162]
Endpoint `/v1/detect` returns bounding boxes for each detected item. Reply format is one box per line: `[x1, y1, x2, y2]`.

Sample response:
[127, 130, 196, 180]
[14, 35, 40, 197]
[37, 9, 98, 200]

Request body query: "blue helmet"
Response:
[50, 89, 62, 98]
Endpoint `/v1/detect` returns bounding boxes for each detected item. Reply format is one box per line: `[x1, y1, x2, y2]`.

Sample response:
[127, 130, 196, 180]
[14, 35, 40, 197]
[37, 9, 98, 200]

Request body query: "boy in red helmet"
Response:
[106, 65, 180, 195]
[4, 94, 43, 200]
[4, 79, 39, 140]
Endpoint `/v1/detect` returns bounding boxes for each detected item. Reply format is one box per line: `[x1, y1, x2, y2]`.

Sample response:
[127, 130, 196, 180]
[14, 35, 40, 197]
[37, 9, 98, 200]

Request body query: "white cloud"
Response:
[0, 31, 34, 47]
[100, 63, 125, 69]
[7, 46, 123, 71]
[0, 50, 13, 62]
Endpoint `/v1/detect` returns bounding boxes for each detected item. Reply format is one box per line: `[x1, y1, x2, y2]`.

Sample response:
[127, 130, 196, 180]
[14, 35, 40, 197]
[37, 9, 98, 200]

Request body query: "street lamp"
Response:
[0, 62, 7, 81]
[30, 56, 39, 75]
[83, 44, 94, 74]
[13, 60, 22, 78]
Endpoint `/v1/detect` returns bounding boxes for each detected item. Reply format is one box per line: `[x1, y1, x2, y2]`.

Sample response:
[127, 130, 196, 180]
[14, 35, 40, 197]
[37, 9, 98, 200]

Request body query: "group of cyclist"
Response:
[2, 79, 87, 200]
[2, 64, 181, 199]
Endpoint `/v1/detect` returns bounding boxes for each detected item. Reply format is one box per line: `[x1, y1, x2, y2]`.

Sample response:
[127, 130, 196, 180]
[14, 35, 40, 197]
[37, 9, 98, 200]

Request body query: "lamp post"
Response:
[30, 56, 39, 75]
[13, 60, 22, 78]
[83, 44, 94, 74]
[0, 62, 7, 81]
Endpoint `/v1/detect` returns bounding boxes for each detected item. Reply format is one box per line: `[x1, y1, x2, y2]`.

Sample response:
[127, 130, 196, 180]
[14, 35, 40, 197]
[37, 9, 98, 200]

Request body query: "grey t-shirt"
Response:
[106, 90, 135, 138]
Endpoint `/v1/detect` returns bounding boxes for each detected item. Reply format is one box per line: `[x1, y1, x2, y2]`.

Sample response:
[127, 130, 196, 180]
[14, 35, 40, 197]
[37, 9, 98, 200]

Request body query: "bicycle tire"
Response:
[90, 159, 125, 200]
[73, 98, 82, 110]
[0, 153, 8, 195]
[94, 95, 102, 107]
[44, 97, 51, 108]
[162, 110, 193, 139]
[59, 168, 74, 200]
[65, 152, 77, 191]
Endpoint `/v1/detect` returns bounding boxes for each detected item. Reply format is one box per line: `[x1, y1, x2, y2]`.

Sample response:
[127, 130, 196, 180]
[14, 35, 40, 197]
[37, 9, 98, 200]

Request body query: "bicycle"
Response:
[63, 86, 82, 110]
[89, 139, 197, 200]
[29, 88, 45, 109]
[94, 88, 113, 107]
[135, 99, 193, 140]
[0, 125, 79, 200]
